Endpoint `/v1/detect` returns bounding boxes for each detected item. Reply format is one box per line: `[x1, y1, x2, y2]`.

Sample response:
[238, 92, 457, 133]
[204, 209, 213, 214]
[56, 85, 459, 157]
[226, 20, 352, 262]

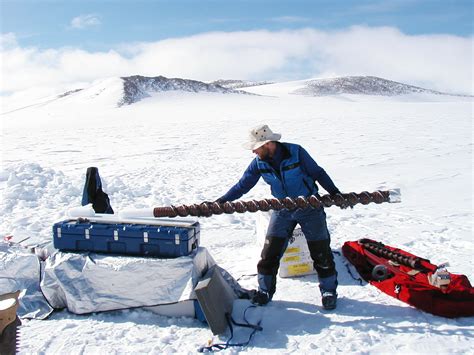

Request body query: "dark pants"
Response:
[257, 207, 338, 298]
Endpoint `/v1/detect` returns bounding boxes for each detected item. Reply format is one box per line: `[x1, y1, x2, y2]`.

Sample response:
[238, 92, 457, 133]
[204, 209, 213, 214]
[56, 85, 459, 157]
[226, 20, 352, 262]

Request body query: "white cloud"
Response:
[0, 32, 18, 50]
[70, 14, 101, 29]
[1, 27, 472, 95]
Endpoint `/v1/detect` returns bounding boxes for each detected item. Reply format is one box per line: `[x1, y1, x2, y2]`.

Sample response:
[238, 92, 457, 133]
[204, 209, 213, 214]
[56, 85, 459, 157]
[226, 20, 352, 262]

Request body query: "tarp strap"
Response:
[198, 305, 262, 352]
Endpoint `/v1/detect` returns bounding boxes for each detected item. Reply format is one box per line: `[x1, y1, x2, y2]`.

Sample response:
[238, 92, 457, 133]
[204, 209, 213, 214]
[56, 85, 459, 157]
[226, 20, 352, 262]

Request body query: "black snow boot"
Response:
[250, 290, 270, 306]
[321, 291, 338, 310]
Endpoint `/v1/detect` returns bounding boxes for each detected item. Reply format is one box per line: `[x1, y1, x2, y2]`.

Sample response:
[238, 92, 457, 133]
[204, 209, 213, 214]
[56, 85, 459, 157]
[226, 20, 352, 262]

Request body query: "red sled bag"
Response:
[342, 238, 474, 318]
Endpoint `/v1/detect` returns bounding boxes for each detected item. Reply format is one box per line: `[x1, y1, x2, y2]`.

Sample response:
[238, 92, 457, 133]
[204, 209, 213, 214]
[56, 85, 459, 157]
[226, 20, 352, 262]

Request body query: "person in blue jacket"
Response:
[217, 124, 341, 310]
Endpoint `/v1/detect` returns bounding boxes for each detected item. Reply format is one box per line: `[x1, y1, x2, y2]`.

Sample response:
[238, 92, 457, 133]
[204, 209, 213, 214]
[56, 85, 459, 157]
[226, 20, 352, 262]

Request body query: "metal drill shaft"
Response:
[153, 190, 398, 218]
[359, 239, 423, 270]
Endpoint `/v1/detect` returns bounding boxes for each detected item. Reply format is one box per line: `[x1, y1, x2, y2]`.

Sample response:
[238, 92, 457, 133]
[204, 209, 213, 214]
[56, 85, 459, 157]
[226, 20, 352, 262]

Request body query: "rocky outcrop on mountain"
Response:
[119, 75, 248, 106]
[211, 79, 274, 89]
[57, 88, 83, 98]
[291, 76, 454, 96]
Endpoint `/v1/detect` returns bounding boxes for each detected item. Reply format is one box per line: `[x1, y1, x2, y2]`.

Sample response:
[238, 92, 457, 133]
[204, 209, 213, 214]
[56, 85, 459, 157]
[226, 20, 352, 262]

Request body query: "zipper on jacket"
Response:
[279, 160, 289, 196]
[302, 179, 316, 195]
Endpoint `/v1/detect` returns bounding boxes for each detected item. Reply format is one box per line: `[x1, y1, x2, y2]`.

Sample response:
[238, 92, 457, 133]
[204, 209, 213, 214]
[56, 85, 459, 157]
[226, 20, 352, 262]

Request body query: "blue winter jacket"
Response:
[219, 142, 339, 202]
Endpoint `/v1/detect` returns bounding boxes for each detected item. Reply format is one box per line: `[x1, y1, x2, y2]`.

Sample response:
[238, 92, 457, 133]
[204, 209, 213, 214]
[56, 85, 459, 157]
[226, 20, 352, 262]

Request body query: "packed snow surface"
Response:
[0, 80, 473, 354]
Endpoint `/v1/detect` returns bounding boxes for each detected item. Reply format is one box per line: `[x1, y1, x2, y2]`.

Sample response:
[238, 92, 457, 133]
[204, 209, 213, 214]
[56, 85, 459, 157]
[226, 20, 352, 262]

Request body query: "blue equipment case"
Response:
[53, 218, 200, 258]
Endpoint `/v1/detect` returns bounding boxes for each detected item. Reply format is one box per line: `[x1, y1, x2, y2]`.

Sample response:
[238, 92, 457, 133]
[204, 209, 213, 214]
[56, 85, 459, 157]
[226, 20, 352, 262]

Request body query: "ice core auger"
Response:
[152, 189, 400, 218]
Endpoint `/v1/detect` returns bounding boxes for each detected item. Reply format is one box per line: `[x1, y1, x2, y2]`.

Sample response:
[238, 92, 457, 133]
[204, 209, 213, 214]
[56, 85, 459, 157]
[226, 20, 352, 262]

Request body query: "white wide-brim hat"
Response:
[242, 124, 282, 150]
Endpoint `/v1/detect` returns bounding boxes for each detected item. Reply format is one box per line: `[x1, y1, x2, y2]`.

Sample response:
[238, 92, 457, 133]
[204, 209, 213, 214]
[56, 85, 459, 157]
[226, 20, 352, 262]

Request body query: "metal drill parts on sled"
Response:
[342, 239, 474, 318]
[152, 189, 401, 218]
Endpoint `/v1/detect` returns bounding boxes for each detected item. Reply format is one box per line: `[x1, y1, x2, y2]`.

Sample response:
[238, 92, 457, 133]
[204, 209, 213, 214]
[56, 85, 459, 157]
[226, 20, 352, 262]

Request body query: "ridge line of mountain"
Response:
[2, 75, 470, 115]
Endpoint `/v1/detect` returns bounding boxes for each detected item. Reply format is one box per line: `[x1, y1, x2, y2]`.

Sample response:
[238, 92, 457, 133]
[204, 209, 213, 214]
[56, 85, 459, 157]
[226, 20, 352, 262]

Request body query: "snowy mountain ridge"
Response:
[2, 75, 470, 115]
[119, 75, 250, 106]
[290, 76, 466, 97]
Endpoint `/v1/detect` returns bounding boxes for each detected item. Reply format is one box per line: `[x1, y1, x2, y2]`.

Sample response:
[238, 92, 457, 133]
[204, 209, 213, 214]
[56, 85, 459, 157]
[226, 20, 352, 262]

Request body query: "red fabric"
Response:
[342, 239, 474, 318]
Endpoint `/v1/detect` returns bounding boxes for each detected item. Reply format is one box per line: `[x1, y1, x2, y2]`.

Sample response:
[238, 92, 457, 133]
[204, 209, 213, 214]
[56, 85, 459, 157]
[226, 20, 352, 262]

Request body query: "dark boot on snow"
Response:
[322, 291, 338, 310]
[250, 290, 271, 306]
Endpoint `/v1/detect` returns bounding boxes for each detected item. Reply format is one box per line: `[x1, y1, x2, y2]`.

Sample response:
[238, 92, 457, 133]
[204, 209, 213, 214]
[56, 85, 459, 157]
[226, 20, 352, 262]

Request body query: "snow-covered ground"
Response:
[1, 82, 473, 354]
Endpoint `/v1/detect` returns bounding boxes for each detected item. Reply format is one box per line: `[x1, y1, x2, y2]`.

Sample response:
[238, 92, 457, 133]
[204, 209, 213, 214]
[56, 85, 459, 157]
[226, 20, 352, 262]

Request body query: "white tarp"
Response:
[0, 242, 54, 319]
[41, 247, 216, 315]
[0, 242, 225, 318]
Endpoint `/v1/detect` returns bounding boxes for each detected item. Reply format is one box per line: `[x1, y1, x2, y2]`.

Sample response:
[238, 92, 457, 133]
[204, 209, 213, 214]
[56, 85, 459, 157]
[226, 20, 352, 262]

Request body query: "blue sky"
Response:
[1, 0, 473, 95]
[2, 0, 472, 51]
